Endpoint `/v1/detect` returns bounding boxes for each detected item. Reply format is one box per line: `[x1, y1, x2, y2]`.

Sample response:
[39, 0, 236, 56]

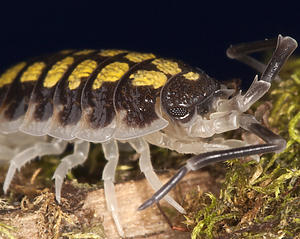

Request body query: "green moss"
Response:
[0, 222, 15, 239]
[184, 58, 300, 239]
[62, 223, 106, 239]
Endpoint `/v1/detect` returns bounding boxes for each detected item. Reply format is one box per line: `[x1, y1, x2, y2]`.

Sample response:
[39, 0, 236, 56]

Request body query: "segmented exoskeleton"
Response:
[0, 35, 297, 237]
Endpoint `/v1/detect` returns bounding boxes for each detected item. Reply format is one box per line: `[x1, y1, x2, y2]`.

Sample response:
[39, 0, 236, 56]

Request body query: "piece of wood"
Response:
[0, 170, 219, 238]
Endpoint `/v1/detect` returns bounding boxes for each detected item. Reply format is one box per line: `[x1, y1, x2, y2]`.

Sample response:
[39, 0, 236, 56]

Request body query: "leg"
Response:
[0, 133, 46, 161]
[145, 131, 257, 155]
[0, 145, 14, 160]
[220, 35, 297, 113]
[3, 138, 67, 193]
[138, 114, 286, 210]
[101, 139, 124, 237]
[129, 138, 186, 214]
[53, 140, 90, 203]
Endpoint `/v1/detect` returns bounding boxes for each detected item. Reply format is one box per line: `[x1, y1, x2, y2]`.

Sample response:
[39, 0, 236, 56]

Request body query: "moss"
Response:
[184, 58, 300, 239]
[61, 222, 106, 239]
[0, 222, 16, 239]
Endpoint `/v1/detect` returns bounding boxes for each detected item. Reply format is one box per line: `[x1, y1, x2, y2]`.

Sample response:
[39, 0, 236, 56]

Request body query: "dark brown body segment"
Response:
[29, 52, 99, 123]
[53, 53, 111, 127]
[0, 64, 30, 121]
[0, 85, 11, 108]
[114, 60, 165, 128]
[0, 53, 66, 122]
[81, 53, 134, 129]
[2, 81, 35, 121]
[0, 62, 27, 111]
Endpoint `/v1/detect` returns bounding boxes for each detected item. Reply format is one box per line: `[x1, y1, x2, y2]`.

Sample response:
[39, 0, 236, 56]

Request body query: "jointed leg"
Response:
[101, 139, 124, 237]
[0, 145, 14, 160]
[3, 138, 67, 193]
[0, 134, 16, 160]
[53, 140, 90, 203]
[129, 138, 186, 213]
[145, 131, 259, 158]
[138, 114, 286, 210]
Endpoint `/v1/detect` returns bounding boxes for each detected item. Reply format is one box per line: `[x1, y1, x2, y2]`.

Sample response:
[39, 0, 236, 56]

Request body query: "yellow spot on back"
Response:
[73, 49, 95, 55]
[44, 57, 74, 88]
[93, 62, 129, 90]
[99, 49, 128, 57]
[125, 52, 155, 63]
[183, 72, 200, 81]
[20, 62, 46, 83]
[152, 58, 181, 75]
[68, 60, 98, 90]
[0, 62, 26, 88]
[130, 70, 167, 89]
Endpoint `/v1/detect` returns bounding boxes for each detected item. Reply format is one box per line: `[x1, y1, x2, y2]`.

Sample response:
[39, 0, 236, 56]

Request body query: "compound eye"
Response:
[167, 106, 194, 121]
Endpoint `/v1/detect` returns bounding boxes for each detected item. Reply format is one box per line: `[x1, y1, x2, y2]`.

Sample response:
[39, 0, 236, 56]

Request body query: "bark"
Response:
[0, 170, 219, 239]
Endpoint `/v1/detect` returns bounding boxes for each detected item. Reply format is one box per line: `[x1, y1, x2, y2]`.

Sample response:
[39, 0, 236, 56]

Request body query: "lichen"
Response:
[184, 57, 300, 239]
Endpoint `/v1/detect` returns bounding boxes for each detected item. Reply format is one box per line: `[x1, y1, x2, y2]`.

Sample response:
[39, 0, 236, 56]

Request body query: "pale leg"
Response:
[0, 145, 14, 161]
[0, 133, 46, 161]
[129, 138, 186, 214]
[3, 138, 67, 193]
[145, 131, 259, 161]
[53, 140, 90, 203]
[102, 139, 124, 237]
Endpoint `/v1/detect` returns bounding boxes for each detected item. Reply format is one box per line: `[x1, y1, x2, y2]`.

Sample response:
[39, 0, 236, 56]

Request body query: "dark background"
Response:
[1, 1, 299, 88]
